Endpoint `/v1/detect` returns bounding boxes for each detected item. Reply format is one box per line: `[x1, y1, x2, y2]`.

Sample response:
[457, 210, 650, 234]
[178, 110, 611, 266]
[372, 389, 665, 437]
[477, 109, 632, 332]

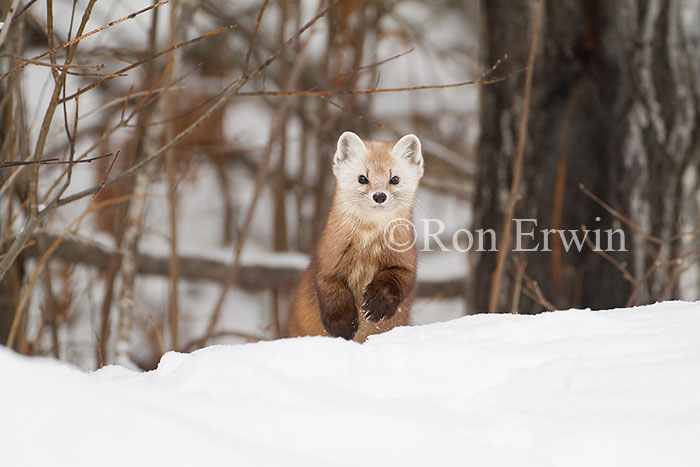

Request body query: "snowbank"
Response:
[3, 301, 700, 467]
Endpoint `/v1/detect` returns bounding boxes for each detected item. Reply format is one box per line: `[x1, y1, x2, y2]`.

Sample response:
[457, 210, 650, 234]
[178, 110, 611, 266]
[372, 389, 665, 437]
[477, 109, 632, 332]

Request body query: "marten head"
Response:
[332, 132, 424, 218]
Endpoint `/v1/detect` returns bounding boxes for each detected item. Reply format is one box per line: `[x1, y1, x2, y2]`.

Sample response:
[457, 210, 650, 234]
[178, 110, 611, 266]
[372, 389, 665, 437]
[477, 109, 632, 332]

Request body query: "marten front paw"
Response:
[362, 280, 401, 322]
[320, 297, 358, 340]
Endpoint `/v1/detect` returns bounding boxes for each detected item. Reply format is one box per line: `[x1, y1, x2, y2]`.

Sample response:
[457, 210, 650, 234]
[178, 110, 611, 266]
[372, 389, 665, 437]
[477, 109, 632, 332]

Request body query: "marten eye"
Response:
[390, 176, 399, 185]
[358, 175, 369, 184]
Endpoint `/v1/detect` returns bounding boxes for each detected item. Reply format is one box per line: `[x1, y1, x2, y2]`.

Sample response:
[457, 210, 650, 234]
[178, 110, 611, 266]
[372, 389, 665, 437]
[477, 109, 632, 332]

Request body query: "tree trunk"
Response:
[473, 0, 700, 314]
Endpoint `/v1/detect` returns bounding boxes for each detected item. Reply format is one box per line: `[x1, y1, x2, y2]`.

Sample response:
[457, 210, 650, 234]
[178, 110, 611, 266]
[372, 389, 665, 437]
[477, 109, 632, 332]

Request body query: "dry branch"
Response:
[487, 0, 544, 314]
[0, 0, 22, 48]
[164, 0, 183, 351]
[0, 152, 114, 169]
[233, 72, 516, 98]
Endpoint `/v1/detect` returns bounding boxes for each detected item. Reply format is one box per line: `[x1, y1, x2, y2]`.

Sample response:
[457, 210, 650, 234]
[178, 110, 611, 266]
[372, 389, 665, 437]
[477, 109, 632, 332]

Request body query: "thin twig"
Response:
[0, 52, 104, 70]
[520, 280, 556, 312]
[241, 0, 269, 79]
[480, 53, 509, 79]
[582, 224, 636, 283]
[148, 315, 165, 357]
[164, 0, 182, 351]
[93, 150, 121, 199]
[312, 47, 417, 90]
[11, 0, 38, 20]
[0, 0, 22, 49]
[320, 95, 385, 127]
[0, 152, 114, 168]
[626, 244, 665, 306]
[510, 257, 526, 314]
[521, 271, 556, 312]
[234, 72, 518, 98]
[579, 183, 665, 245]
[0, 158, 60, 167]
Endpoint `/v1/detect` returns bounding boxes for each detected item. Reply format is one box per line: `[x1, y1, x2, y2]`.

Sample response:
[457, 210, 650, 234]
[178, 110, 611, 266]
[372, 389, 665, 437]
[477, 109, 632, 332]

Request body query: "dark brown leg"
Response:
[316, 275, 358, 340]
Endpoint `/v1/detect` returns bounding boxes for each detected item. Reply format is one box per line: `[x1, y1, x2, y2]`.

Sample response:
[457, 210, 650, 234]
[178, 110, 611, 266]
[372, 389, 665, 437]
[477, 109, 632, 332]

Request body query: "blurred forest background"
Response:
[0, 0, 698, 370]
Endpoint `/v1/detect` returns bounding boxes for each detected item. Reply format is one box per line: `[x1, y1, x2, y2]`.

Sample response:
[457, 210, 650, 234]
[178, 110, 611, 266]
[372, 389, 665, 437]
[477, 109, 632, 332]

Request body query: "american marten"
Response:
[288, 131, 424, 342]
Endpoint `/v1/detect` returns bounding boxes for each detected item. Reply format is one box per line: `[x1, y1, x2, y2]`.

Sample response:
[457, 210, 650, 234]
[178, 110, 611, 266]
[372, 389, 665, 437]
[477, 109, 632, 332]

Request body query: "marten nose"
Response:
[373, 192, 387, 204]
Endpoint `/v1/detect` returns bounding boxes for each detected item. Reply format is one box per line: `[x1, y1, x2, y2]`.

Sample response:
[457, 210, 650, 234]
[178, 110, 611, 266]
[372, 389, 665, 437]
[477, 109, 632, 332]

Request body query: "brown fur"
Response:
[287, 141, 419, 342]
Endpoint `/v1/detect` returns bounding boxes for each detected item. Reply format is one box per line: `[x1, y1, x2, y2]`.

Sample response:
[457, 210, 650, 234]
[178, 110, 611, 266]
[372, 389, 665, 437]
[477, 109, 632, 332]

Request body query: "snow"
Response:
[4, 300, 700, 466]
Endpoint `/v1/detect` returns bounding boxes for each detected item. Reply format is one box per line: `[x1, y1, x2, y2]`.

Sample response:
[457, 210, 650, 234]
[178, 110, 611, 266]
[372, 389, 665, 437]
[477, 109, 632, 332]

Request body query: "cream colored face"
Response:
[332, 132, 424, 216]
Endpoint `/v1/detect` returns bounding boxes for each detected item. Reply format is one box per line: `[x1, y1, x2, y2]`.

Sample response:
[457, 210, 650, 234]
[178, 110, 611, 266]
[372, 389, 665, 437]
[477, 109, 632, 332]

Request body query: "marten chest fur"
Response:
[336, 233, 386, 305]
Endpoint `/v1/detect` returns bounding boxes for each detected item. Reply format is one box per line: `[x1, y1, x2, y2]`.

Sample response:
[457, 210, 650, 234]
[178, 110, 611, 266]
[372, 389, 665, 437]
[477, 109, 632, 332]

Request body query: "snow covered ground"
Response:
[3, 300, 700, 467]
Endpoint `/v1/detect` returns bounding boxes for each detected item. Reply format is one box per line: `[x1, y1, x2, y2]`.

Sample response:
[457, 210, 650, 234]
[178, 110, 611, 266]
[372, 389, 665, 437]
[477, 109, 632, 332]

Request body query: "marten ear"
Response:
[391, 134, 423, 168]
[334, 131, 367, 165]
